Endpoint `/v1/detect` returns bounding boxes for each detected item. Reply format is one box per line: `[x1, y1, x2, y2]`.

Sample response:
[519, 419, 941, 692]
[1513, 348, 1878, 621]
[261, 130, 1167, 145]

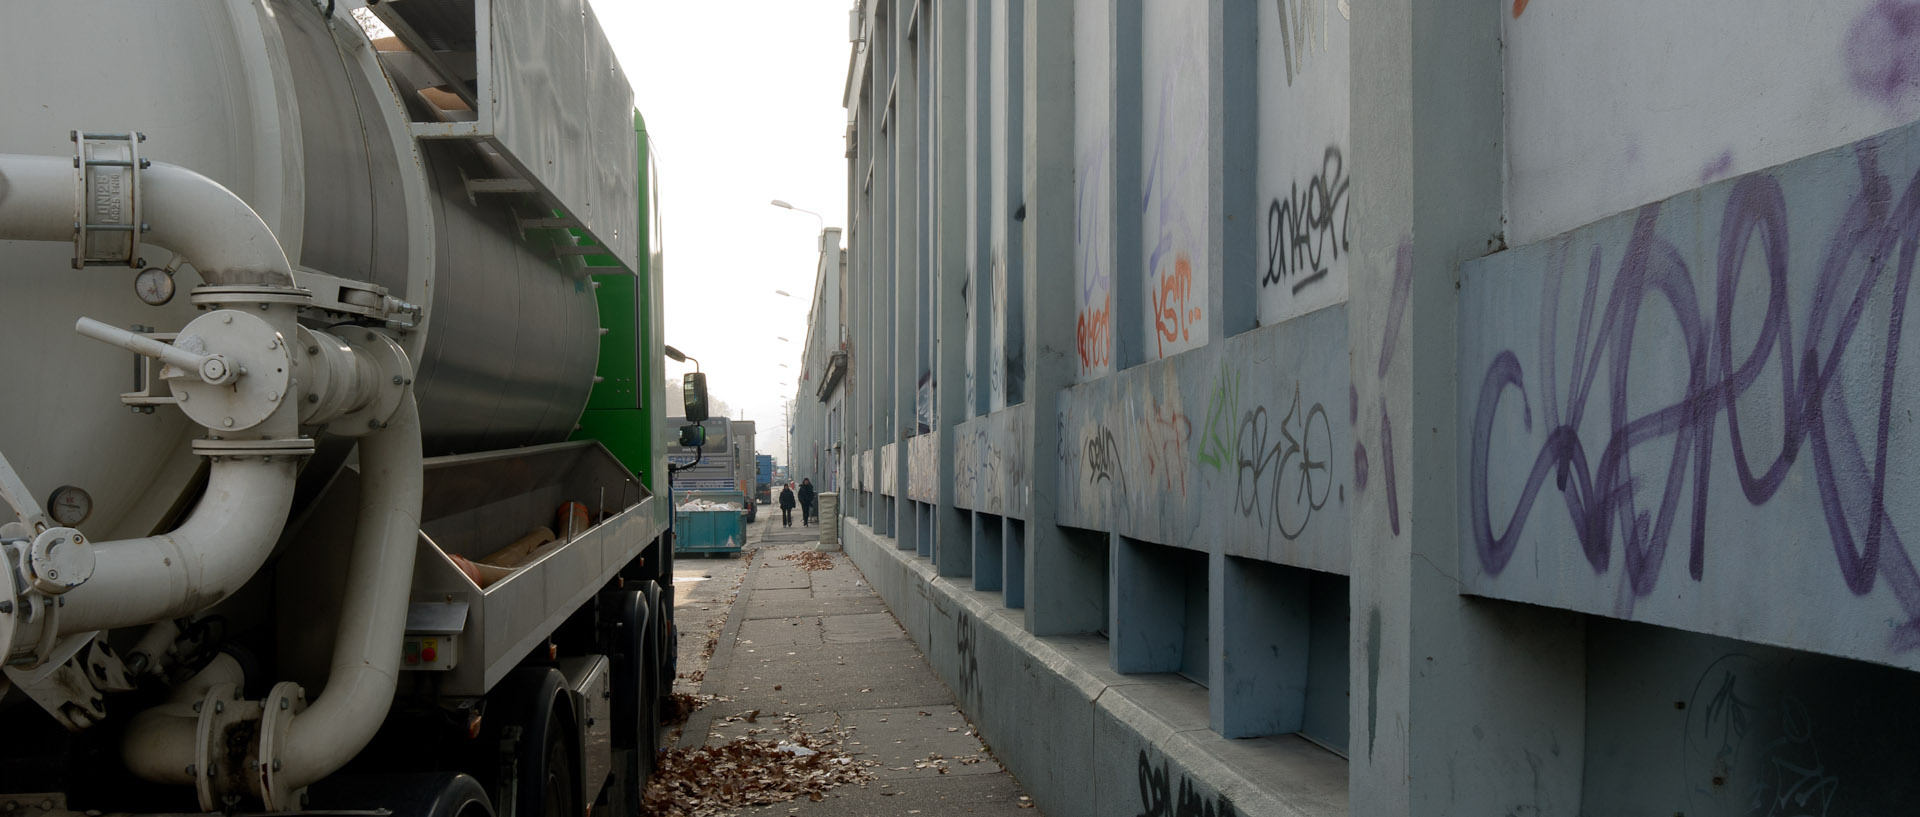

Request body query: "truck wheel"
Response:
[540, 718, 576, 817]
[477, 668, 576, 817]
[607, 589, 658, 817]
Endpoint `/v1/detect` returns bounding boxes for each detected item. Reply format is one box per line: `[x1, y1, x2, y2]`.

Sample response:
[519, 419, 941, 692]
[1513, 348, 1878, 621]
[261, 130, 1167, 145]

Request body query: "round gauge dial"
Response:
[134, 267, 175, 306]
[47, 485, 92, 527]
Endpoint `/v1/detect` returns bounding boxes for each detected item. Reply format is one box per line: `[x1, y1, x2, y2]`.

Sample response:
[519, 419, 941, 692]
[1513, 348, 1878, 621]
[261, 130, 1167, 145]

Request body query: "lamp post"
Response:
[770, 199, 825, 234]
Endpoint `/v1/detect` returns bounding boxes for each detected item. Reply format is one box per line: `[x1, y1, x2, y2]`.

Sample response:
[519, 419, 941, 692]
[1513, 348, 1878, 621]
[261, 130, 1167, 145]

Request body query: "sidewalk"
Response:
[671, 513, 1044, 815]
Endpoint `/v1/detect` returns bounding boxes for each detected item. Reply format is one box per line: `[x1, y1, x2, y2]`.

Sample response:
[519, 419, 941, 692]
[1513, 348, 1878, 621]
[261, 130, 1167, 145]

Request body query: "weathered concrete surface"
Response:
[844, 519, 1348, 817]
[1460, 118, 1920, 671]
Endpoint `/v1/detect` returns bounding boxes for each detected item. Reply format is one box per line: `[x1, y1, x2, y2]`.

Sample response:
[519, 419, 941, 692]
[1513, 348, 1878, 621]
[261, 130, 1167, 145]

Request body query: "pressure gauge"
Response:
[134, 267, 175, 306]
[47, 485, 92, 527]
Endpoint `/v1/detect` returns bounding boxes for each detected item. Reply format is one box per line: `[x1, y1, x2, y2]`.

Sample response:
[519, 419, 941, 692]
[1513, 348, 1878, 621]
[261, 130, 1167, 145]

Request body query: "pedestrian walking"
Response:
[798, 478, 817, 526]
[779, 483, 796, 527]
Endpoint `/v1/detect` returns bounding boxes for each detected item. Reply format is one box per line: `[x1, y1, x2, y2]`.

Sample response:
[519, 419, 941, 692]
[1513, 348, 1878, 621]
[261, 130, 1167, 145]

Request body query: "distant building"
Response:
[792, 229, 846, 493]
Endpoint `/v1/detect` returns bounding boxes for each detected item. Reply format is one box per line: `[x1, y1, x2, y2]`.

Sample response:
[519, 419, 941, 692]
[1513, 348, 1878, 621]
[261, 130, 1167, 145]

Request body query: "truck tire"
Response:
[477, 667, 577, 817]
[539, 720, 576, 817]
[606, 589, 658, 816]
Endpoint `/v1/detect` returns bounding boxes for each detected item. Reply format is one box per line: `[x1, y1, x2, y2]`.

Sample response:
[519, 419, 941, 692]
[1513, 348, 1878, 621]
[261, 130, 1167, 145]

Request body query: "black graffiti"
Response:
[1086, 426, 1126, 492]
[955, 611, 981, 707]
[1265, 146, 1350, 294]
[1137, 751, 1238, 817]
[1236, 383, 1333, 541]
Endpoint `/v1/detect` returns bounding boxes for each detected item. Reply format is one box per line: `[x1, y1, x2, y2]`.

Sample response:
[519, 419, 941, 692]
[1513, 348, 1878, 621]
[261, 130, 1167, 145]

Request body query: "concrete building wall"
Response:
[832, 0, 1920, 814]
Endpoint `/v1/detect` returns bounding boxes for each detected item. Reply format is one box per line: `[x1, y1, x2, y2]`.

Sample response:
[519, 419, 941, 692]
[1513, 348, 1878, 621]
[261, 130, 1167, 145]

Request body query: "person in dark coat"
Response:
[778, 484, 796, 527]
[798, 478, 817, 526]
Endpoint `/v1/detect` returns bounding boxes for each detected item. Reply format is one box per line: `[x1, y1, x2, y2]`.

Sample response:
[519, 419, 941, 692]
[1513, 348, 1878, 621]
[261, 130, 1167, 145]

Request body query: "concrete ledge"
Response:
[842, 519, 1349, 817]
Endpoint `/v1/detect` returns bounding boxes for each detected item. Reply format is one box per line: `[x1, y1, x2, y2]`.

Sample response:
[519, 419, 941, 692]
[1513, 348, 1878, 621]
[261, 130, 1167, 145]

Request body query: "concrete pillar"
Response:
[892, 0, 919, 553]
[933, 0, 974, 580]
[1347, 0, 1586, 813]
[1020, 0, 1098, 637]
[852, 79, 873, 525]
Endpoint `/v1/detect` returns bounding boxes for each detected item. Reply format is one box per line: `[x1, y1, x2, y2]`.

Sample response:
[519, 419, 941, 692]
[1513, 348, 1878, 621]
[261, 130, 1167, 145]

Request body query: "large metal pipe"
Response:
[120, 653, 248, 785]
[54, 456, 299, 633]
[0, 153, 295, 288]
[278, 393, 422, 790]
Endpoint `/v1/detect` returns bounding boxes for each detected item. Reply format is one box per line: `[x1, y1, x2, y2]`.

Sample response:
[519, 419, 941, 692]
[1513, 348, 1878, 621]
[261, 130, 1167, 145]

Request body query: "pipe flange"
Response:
[192, 682, 264, 812]
[188, 286, 313, 308]
[26, 528, 91, 596]
[255, 680, 306, 810]
[328, 330, 411, 436]
[191, 438, 316, 460]
[166, 310, 292, 433]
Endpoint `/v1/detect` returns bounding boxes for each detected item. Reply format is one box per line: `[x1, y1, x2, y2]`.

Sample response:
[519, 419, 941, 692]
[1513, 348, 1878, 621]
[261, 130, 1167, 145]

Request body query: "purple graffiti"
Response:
[1469, 144, 1920, 648]
[1846, 0, 1920, 106]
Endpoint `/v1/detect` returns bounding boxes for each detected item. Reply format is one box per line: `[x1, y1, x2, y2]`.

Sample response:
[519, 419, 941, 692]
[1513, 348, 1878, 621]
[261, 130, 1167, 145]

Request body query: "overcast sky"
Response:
[589, 0, 852, 465]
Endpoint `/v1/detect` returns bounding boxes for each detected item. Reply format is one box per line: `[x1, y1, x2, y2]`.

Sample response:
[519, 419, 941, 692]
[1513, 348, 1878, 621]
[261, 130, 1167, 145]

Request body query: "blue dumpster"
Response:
[672, 491, 746, 556]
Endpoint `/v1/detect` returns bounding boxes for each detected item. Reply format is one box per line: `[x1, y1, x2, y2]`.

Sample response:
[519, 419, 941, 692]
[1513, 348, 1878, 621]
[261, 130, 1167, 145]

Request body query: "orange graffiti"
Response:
[1152, 254, 1197, 358]
[1077, 296, 1113, 372]
[1512, 0, 1528, 17]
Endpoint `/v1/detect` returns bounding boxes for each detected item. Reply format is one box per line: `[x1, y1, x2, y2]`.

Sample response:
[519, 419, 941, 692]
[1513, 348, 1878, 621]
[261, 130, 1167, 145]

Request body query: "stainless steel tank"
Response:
[0, 0, 612, 540]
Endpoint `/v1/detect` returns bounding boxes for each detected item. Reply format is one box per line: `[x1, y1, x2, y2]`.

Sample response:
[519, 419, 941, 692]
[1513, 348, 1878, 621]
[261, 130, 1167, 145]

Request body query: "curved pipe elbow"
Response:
[0, 152, 294, 288]
[56, 457, 299, 634]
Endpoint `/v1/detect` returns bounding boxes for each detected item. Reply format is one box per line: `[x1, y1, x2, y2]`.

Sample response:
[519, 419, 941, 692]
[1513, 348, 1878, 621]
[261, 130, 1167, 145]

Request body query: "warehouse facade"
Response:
[822, 0, 1920, 814]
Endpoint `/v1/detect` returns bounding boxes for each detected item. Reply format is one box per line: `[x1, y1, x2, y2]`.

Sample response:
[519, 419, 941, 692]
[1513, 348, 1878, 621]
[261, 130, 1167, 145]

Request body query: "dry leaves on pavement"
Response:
[780, 551, 836, 572]
[642, 712, 876, 817]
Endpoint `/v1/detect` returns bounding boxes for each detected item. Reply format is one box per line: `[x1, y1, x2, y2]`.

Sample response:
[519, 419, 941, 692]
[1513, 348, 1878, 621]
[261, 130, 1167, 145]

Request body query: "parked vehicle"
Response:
[730, 421, 757, 522]
[756, 454, 775, 504]
[665, 417, 747, 555]
[0, 3, 680, 815]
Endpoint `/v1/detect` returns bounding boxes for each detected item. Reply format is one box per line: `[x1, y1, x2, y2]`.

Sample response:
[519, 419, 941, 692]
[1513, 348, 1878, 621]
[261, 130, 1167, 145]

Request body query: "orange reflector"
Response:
[467, 712, 483, 739]
[548, 642, 558, 660]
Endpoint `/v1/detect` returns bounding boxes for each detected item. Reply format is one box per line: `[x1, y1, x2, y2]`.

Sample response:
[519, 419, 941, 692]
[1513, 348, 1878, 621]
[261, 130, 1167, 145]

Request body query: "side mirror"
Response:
[682, 372, 709, 423]
[678, 424, 707, 447]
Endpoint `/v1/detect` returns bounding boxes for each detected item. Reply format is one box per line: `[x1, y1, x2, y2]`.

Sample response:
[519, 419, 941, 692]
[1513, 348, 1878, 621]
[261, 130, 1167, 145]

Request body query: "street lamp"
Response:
[770, 199, 825, 234]
[774, 290, 792, 297]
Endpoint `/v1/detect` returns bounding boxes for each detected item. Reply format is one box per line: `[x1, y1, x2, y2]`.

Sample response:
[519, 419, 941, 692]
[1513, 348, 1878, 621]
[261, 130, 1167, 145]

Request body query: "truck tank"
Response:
[0, 1, 608, 540]
[0, 1, 669, 813]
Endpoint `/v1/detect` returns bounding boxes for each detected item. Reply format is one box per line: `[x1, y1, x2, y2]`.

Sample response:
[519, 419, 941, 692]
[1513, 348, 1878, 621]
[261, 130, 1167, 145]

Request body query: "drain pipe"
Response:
[52, 456, 299, 634]
[267, 393, 422, 801]
[114, 394, 421, 811]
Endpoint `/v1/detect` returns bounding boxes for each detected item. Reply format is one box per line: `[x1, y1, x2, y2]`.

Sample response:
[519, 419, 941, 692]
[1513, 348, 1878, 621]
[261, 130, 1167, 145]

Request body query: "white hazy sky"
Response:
[589, 0, 852, 465]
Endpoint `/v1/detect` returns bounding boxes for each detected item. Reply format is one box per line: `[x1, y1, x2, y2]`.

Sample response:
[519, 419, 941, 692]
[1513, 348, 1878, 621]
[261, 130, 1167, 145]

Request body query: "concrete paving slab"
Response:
[737, 616, 825, 648]
[712, 653, 954, 714]
[735, 772, 1040, 816]
[754, 587, 815, 602]
[751, 566, 813, 590]
[823, 612, 910, 644]
[840, 706, 1004, 780]
[744, 595, 890, 620]
[726, 640, 927, 673]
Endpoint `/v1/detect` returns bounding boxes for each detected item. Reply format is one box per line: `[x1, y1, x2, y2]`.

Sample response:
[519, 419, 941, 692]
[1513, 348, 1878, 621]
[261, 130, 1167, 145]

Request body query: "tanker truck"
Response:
[0, 2, 683, 815]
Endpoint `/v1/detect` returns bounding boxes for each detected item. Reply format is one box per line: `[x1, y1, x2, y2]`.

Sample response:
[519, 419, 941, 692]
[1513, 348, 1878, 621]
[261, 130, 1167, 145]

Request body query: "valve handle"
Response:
[75, 317, 233, 385]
